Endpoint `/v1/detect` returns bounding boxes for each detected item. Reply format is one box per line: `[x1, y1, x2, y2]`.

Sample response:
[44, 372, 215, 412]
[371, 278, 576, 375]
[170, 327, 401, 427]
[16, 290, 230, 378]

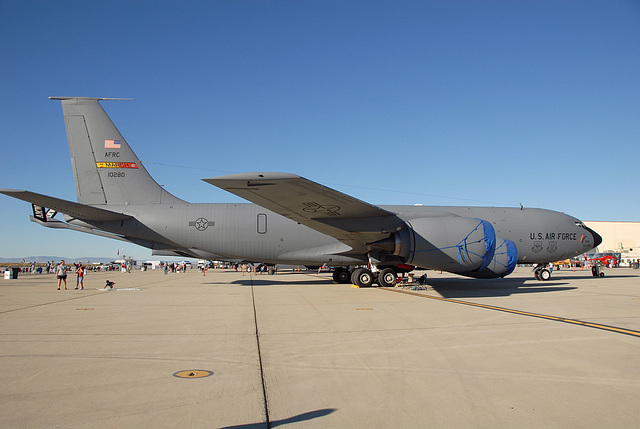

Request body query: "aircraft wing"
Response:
[0, 189, 133, 222]
[203, 173, 406, 254]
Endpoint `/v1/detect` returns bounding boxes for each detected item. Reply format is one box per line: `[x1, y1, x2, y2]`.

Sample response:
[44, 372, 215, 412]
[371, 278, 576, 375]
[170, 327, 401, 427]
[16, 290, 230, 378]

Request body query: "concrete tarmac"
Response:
[0, 266, 639, 428]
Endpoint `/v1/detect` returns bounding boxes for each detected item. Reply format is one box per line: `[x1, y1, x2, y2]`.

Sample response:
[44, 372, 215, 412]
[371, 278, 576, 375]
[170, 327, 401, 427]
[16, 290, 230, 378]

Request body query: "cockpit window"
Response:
[575, 221, 586, 229]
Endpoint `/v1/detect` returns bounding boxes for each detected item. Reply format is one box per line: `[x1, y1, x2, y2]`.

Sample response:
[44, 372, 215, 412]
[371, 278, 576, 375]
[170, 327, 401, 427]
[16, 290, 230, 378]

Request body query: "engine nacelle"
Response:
[460, 237, 518, 279]
[397, 216, 496, 273]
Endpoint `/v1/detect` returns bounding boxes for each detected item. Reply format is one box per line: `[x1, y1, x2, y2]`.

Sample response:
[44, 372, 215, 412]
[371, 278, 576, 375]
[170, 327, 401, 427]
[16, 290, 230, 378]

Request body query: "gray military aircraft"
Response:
[1, 97, 601, 286]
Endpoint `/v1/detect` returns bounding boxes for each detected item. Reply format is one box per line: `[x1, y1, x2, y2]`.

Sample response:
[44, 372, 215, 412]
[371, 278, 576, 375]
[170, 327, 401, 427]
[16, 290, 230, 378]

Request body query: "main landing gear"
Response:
[332, 267, 351, 284]
[332, 266, 411, 288]
[351, 268, 375, 287]
[377, 268, 398, 287]
[533, 263, 552, 281]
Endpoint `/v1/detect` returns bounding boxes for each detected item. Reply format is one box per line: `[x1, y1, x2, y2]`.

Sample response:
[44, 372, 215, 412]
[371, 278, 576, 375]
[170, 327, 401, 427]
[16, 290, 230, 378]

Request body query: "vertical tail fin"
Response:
[50, 97, 184, 205]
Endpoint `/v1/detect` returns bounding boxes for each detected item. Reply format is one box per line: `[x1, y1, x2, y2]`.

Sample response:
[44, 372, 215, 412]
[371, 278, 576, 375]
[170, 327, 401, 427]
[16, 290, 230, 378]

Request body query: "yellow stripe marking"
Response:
[382, 288, 640, 338]
[96, 162, 139, 169]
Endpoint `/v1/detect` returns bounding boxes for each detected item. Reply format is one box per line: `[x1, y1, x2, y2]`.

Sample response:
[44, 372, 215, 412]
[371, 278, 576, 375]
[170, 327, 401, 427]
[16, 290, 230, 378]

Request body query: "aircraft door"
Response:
[257, 213, 267, 234]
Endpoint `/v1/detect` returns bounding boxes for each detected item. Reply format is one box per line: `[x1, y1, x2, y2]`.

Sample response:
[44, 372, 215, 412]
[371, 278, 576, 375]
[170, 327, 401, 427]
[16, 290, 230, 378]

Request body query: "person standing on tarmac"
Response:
[75, 263, 85, 290]
[56, 260, 68, 290]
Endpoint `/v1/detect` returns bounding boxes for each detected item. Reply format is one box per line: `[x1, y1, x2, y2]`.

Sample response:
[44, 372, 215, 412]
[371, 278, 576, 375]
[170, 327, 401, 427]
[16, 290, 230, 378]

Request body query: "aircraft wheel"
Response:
[333, 267, 351, 284]
[539, 269, 551, 281]
[378, 268, 397, 287]
[350, 269, 359, 285]
[352, 268, 374, 287]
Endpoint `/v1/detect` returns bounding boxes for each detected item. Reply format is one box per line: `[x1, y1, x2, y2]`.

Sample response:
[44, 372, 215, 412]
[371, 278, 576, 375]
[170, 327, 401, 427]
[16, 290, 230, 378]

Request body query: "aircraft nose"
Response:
[585, 225, 602, 248]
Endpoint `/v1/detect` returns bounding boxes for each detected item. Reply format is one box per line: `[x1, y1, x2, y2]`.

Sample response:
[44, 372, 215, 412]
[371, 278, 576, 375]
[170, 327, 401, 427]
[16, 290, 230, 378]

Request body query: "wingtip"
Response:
[0, 188, 26, 195]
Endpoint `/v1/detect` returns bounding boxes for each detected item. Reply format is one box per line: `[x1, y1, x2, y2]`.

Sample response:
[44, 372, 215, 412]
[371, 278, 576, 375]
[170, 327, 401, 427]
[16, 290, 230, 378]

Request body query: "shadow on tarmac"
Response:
[209, 269, 638, 297]
[226, 275, 577, 296]
[422, 275, 576, 298]
[219, 408, 337, 428]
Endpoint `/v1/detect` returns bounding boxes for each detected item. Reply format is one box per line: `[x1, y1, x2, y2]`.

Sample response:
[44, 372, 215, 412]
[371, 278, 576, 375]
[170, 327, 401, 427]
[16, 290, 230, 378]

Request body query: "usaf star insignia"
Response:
[189, 217, 215, 231]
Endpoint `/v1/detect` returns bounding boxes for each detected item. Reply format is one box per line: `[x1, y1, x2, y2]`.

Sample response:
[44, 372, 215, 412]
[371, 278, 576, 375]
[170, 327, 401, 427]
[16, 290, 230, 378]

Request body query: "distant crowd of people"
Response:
[13, 261, 125, 275]
[163, 262, 188, 274]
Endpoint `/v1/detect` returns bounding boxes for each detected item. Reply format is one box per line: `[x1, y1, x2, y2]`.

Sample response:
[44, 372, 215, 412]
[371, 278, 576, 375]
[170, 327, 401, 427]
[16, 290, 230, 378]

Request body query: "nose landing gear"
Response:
[533, 264, 552, 281]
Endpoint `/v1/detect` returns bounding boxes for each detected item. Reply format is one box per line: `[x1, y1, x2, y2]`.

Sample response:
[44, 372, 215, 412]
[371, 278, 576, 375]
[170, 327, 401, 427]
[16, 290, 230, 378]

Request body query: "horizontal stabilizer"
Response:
[30, 215, 131, 242]
[0, 189, 132, 222]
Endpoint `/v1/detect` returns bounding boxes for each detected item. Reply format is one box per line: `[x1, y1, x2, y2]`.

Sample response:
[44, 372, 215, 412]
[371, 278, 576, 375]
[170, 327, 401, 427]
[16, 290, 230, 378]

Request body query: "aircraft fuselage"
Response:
[73, 202, 593, 267]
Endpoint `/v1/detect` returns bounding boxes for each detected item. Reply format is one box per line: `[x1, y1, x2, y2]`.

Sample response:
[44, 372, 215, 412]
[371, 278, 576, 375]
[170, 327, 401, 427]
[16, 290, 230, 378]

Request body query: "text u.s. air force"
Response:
[530, 232, 578, 241]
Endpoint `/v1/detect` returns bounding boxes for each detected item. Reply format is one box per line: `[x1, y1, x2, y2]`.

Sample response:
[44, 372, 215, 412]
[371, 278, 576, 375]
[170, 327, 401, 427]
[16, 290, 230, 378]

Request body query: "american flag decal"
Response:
[105, 139, 121, 148]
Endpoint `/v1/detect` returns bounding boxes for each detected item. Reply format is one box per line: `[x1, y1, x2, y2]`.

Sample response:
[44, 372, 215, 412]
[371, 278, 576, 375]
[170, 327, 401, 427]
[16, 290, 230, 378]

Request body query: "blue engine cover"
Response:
[405, 216, 497, 273]
[461, 237, 518, 279]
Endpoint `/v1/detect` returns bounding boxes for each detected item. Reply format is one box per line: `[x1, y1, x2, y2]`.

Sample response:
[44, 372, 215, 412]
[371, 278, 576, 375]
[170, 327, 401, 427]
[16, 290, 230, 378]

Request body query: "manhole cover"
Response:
[173, 370, 213, 379]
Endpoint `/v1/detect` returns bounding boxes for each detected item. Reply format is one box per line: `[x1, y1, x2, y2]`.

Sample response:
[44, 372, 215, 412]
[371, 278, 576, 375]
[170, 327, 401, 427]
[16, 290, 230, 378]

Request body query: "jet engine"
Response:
[371, 216, 496, 273]
[460, 237, 518, 279]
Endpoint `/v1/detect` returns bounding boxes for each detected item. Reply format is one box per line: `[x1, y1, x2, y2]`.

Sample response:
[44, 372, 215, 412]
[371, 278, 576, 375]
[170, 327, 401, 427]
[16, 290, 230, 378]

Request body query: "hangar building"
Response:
[584, 221, 640, 267]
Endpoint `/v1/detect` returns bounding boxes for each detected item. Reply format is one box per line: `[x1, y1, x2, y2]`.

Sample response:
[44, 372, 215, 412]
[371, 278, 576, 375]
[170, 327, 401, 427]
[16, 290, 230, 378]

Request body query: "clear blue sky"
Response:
[1, 0, 638, 259]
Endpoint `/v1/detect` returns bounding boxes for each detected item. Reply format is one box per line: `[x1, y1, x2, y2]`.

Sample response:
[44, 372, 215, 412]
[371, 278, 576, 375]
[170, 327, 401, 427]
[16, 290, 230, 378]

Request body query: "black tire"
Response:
[333, 267, 351, 284]
[378, 268, 397, 287]
[540, 269, 551, 281]
[352, 268, 374, 287]
[351, 268, 362, 285]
